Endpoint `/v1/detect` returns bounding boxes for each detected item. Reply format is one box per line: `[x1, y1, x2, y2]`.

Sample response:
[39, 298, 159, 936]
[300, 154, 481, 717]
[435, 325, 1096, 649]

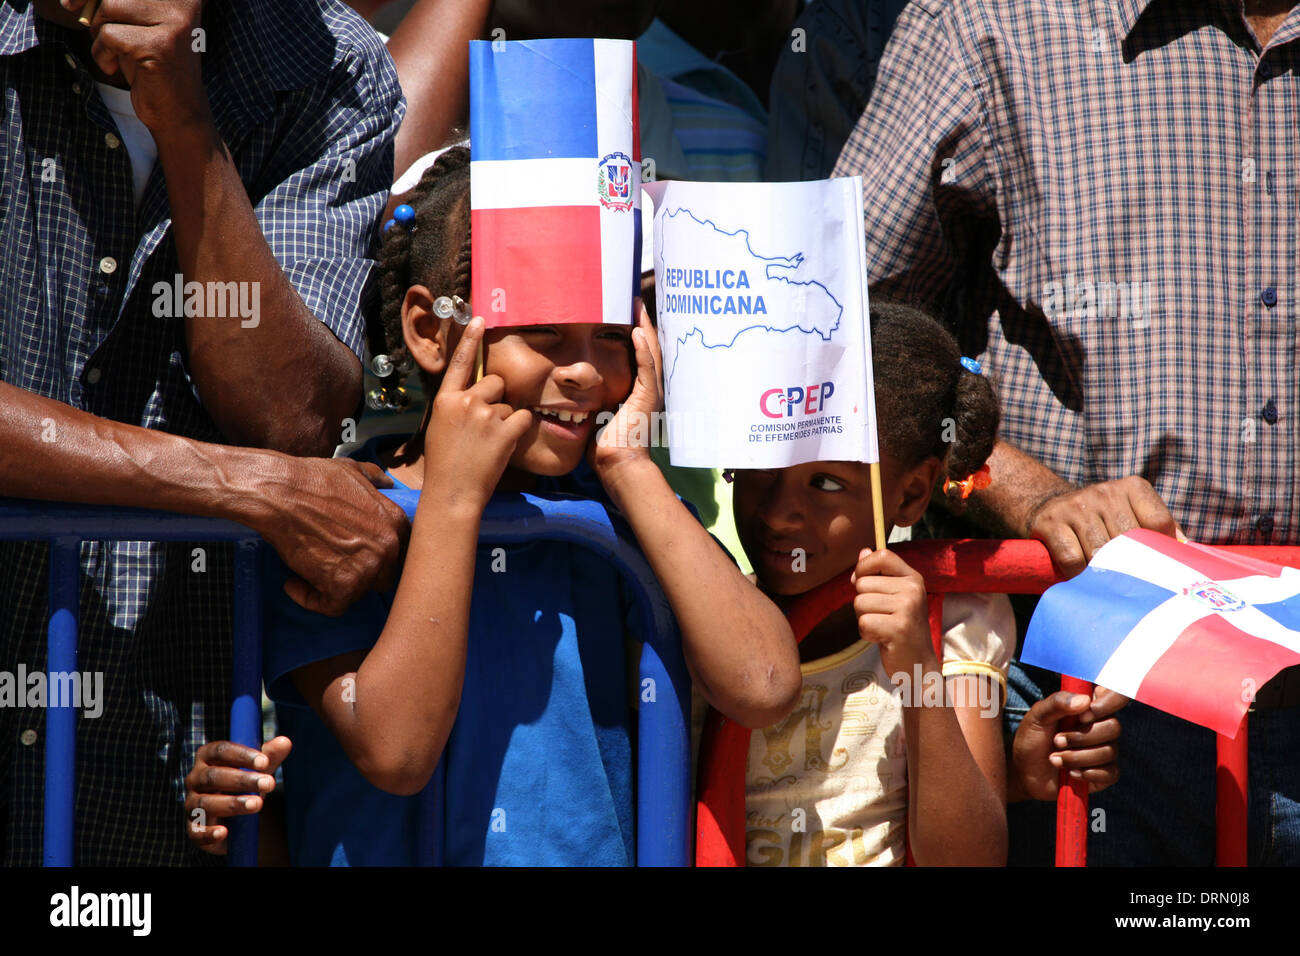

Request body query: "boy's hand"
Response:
[83, 0, 213, 136]
[591, 301, 662, 478]
[424, 317, 533, 510]
[851, 548, 935, 680]
[1011, 687, 1125, 800]
[184, 736, 291, 855]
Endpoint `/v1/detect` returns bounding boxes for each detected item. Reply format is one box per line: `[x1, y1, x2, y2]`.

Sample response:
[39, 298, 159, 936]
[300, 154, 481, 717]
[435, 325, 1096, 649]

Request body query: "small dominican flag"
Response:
[469, 38, 641, 327]
[1022, 529, 1300, 736]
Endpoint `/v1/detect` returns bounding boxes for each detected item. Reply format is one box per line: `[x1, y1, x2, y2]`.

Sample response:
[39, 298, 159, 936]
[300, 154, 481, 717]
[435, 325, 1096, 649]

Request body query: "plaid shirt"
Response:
[835, 0, 1300, 546]
[0, 1, 401, 864]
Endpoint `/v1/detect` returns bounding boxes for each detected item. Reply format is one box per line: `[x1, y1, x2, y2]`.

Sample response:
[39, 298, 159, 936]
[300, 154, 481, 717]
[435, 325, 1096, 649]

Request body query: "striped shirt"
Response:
[637, 19, 767, 182]
[0, 0, 401, 864]
[835, 0, 1299, 545]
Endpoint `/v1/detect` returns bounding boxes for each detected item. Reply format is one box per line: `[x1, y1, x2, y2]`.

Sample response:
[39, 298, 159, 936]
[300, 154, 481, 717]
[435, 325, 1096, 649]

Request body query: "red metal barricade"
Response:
[697, 538, 1300, 867]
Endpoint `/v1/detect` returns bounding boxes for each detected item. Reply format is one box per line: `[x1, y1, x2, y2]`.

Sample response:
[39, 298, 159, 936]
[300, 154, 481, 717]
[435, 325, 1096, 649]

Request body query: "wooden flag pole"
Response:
[855, 173, 885, 553]
[78, 0, 101, 27]
[868, 460, 888, 551]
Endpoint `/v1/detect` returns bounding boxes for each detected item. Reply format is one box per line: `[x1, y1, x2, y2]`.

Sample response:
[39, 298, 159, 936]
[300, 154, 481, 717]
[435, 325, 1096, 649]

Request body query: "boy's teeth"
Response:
[534, 407, 588, 424]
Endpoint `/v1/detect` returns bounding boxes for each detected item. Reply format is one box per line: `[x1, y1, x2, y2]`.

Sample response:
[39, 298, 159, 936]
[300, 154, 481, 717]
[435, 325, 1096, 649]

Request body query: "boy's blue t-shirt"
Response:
[264, 436, 639, 866]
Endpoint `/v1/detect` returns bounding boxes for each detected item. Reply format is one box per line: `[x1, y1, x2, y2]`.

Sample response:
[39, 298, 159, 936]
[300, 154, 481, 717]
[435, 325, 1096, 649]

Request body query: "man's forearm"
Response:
[385, 0, 492, 183]
[0, 381, 280, 530]
[157, 121, 361, 456]
[965, 439, 1073, 539]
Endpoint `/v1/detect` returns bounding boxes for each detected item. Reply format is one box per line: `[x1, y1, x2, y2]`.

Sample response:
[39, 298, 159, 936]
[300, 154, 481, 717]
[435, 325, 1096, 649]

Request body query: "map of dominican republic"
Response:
[654, 207, 844, 385]
[644, 177, 876, 469]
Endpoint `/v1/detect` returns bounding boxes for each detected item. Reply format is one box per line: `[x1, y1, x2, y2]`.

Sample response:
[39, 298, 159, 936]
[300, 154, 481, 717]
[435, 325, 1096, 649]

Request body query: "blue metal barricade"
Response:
[2, 490, 690, 867]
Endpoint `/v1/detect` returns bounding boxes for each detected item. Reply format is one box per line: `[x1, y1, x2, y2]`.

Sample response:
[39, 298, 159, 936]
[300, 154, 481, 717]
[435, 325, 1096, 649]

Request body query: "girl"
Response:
[184, 147, 801, 865]
[723, 300, 1119, 866]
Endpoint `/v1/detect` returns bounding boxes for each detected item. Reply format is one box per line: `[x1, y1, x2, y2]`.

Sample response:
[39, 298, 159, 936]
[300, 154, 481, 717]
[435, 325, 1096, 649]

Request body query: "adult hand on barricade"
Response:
[1025, 476, 1182, 578]
[254, 455, 409, 616]
[1009, 687, 1126, 801]
[184, 737, 291, 855]
[75, 0, 213, 137]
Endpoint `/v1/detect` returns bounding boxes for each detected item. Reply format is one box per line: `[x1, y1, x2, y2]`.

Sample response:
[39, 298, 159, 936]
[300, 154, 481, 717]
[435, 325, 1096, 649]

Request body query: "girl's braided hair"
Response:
[870, 299, 999, 511]
[370, 145, 472, 399]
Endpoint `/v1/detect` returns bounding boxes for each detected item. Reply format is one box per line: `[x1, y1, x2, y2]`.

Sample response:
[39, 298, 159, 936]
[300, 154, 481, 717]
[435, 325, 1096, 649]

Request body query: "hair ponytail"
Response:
[369, 145, 472, 401]
[942, 366, 999, 511]
[868, 298, 1000, 512]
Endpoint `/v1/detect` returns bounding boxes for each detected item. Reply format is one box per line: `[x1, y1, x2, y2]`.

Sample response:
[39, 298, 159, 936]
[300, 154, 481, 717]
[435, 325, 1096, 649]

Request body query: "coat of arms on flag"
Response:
[468, 38, 641, 327]
[598, 152, 634, 211]
[1022, 529, 1300, 736]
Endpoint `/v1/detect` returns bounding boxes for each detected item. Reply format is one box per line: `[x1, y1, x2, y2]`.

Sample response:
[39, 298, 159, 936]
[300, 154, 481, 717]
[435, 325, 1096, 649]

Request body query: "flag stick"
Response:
[473, 337, 484, 384]
[1215, 719, 1248, 866]
[1055, 675, 1092, 866]
[868, 460, 887, 551]
[77, 0, 100, 27]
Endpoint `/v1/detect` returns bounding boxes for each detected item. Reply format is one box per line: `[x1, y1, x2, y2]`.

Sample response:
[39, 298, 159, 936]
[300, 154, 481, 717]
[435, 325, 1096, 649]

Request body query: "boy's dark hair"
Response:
[372, 145, 472, 396]
[870, 299, 999, 511]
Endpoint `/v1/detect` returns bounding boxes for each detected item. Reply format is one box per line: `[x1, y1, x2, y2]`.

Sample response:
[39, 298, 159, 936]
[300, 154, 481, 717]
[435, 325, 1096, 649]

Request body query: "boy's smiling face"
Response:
[484, 323, 635, 477]
[733, 453, 941, 597]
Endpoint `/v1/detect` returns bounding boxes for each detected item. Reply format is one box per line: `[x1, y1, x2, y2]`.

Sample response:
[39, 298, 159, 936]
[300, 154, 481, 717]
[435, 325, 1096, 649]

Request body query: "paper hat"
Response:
[469, 38, 641, 327]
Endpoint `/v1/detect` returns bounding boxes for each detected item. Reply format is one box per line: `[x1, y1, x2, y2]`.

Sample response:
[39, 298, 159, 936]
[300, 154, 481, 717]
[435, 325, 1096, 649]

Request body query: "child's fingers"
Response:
[852, 548, 916, 582]
[1054, 716, 1121, 749]
[189, 792, 266, 818]
[439, 316, 484, 394]
[1051, 744, 1117, 770]
[259, 736, 293, 775]
[631, 326, 657, 390]
[635, 302, 664, 392]
[1064, 765, 1120, 788]
[501, 407, 535, 442]
[1026, 690, 1092, 731]
[188, 823, 229, 855]
[851, 572, 919, 604]
[1085, 767, 1121, 793]
[852, 590, 903, 620]
[197, 739, 272, 770]
[189, 764, 275, 796]
[1088, 686, 1130, 719]
[463, 372, 507, 406]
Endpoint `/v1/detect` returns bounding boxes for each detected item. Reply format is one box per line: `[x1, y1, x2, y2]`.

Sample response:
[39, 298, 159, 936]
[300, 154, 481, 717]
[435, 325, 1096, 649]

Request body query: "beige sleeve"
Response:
[937, 592, 1016, 686]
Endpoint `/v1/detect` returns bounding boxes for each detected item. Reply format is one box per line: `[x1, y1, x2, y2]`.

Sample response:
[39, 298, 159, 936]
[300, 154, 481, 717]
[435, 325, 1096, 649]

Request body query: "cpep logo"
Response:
[760, 382, 834, 419]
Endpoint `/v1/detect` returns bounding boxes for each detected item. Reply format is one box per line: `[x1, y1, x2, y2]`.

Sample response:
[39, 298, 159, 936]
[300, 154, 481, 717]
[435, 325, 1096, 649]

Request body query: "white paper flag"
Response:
[645, 177, 877, 469]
